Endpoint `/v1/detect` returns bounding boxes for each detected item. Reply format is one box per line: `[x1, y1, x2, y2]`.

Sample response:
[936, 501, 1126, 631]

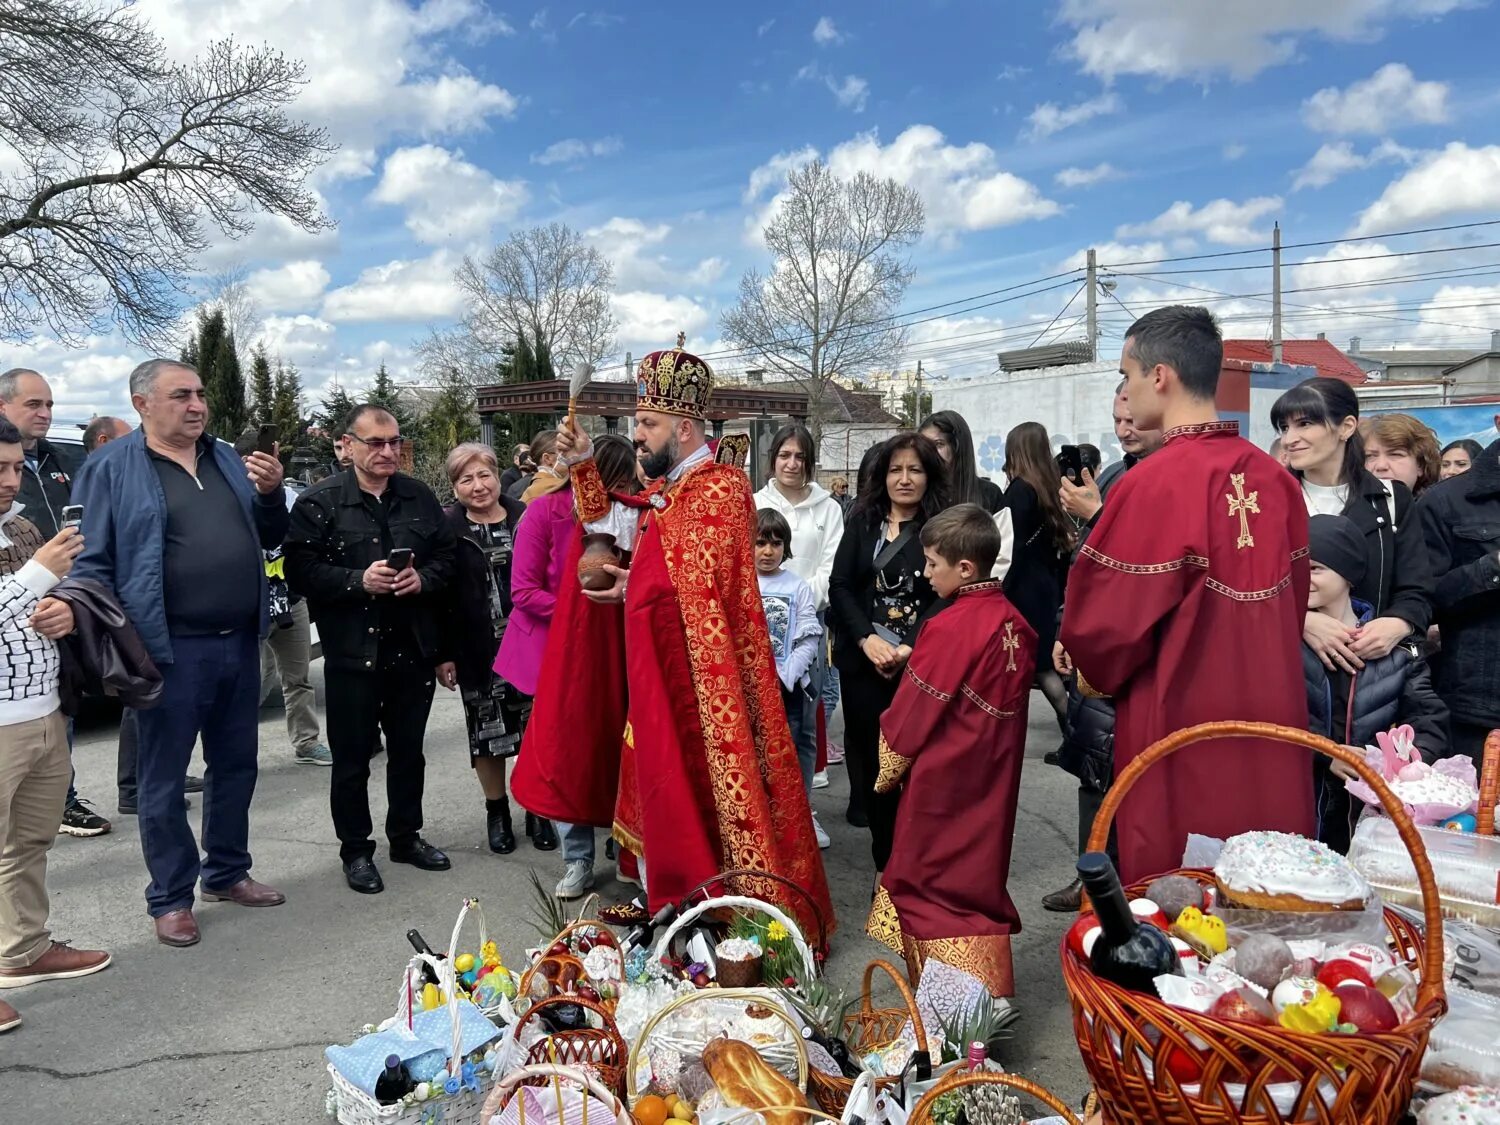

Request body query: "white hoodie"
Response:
[752, 480, 845, 611]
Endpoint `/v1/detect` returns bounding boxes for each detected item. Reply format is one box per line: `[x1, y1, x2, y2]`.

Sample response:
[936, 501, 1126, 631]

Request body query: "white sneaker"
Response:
[812, 813, 831, 850]
[555, 861, 596, 900]
[812, 770, 830, 790]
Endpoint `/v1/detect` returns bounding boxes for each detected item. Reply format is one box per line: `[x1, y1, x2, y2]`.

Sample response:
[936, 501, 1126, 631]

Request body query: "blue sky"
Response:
[12, 0, 1500, 422]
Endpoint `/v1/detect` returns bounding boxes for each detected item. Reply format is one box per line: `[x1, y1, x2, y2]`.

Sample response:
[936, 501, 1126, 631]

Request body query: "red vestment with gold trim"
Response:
[867, 583, 1035, 997]
[1059, 422, 1314, 882]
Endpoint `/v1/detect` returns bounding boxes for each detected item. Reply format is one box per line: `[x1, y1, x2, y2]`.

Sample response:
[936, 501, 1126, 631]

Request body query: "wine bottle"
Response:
[374, 1054, 414, 1105]
[407, 928, 443, 988]
[967, 1041, 988, 1071]
[622, 902, 679, 954]
[1077, 851, 1183, 995]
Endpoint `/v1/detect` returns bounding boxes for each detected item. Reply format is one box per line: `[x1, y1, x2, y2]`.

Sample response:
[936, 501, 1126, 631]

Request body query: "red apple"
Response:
[1334, 985, 1399, 1033]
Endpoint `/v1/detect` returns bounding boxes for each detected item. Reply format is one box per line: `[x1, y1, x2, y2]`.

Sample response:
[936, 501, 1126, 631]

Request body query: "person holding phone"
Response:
[828, 431, 950, 867]
[285, 404, 457, 895]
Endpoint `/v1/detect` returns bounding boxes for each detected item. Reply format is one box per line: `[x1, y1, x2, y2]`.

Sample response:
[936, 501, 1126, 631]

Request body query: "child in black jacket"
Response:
[1304, 515, 1449, 852]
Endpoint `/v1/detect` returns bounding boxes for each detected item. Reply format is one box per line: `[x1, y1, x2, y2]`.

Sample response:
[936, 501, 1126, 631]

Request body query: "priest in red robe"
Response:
[555, 338, 834, 940]
[866, 505, 1036, 997]
[1060, 306, 1314, 882]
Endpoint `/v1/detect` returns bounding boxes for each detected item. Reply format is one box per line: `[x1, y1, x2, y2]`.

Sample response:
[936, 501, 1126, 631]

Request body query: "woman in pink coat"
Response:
[493, 479, 575, 852]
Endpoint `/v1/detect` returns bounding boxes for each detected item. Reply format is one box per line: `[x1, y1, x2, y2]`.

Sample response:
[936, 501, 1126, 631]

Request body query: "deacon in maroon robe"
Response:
[867, 582, 1036, 997]
[1060, 305, 1314, 882]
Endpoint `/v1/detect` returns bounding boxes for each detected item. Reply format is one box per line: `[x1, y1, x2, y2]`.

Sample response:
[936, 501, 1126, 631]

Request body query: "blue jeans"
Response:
[820, 660, 840, 723]
[784, 685, 817, 791]
[558, 822, 596, 866]
[135, 631, 261, 916]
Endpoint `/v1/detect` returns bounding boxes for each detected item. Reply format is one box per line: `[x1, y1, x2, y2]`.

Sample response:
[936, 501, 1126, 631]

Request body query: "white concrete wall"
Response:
[818, 424, 899, 477]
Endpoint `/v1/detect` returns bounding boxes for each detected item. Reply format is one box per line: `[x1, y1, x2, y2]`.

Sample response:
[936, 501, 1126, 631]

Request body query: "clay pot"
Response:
[578, 532, 622, 591]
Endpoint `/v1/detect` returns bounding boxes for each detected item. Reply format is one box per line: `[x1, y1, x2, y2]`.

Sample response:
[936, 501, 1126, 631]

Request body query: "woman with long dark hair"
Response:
[829, 432, 950, 869]
[920, 410, 1004, 512]
[1440, 438, 1483, 480]
[1271, 377, 1430, 666]
[1000, 422, 1073, 730]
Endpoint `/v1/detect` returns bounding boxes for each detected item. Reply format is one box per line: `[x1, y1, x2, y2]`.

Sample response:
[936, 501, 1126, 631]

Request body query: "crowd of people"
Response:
[2, 304, 1499, 1035]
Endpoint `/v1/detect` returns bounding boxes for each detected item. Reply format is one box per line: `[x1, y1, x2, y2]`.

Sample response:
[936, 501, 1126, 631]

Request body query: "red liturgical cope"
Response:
[1060, 422, 1314, 882]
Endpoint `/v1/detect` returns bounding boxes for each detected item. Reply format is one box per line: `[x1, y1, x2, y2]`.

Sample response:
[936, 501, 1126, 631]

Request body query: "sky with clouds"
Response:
[8, 0, 1500, 424]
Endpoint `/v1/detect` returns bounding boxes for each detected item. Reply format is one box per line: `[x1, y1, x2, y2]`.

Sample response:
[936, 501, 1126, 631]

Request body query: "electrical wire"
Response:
[1098, 217, 1500, 268]
[1027, 282, 1085, 346]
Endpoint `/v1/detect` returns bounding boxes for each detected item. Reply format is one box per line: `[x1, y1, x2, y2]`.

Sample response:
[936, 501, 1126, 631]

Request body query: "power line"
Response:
[1099, 217, 1500, 268]
[1103, 240, 1500, 277]
[1027, 282, 1085, 347]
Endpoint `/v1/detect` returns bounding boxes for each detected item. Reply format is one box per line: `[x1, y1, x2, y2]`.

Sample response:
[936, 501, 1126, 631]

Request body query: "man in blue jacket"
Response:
[71, 359, 290, 947]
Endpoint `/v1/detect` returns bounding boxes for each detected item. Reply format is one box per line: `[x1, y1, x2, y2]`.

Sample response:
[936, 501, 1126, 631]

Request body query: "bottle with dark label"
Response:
[375, 1054, 414, 1105]
[1077, 851, 1183, 994]
[622, 902, 680, 955]
[406, 928, 443, 989]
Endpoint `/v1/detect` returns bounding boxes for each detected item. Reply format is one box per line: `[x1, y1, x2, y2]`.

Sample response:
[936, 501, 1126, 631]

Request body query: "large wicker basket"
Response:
[514, 994, 629, 1097]
[907, 1069, 1082, 1125]
[519, 913, 622, 1013]
[480, 1062, 633, 1125]
[682, 870, 832, 962]
[1063, 721, 1448, 1125]
[807, 960, 930, 1115]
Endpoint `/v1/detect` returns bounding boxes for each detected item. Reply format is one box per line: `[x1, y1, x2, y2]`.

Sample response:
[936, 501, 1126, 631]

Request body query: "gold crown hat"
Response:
[636, 332, 714, 420]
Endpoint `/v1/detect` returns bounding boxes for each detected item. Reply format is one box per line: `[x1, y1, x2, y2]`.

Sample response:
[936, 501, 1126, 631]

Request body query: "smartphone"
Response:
[1056, 445, 1084, 485]
[255, 423, 279, 456]
[386, 547, 414, 571]
[60, 504, 84, 530]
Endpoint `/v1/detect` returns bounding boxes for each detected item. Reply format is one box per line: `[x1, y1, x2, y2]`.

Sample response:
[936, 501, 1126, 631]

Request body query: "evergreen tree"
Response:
[533, 332, 556, 381]
[271, 361, 305, 467]
[508, 332, 536, 386]
[207, 328, 249, 439]
[313, 383, 357, 468]
[249, 344, 274, 423]
[194, 307, 226, 383]
[367, 362, 414, 431]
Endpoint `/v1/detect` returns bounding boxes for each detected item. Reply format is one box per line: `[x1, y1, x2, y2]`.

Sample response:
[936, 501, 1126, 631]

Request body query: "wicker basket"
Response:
[1478, 731, 1499, 836]
[514, 994, 629, 1097]
[683, 870, 832, 961]
[480, 1062, 633, 1125]
[653, 895, 819, 985]
[327, 898, 500, 1125]
[626, 988, 809, 1105]
[907, 1069, 1083, 1125]
[520, 913, 623, 1013]
[1064, 721, 1448, 1125]
[807, 960, 930, 1116]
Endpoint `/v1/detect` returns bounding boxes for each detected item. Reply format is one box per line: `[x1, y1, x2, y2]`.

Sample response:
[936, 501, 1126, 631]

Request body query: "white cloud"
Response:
[1353, 142, 1500, 234]
[1302, 63, 1449, 134]
[744, 125, 1061, 239]
[1118, 195, 1282, 245]
[132, 0, 520, 158]
[244, 260, 333, 313]
[1223, 143, 1248, 162]
[584, 217, 725, 291]
[996, 65, 1029, 81]
[1290, 242, 1411, 290]
[1292, 138, 1414, 190]
[1056, 0, 1471, 82]
[611, 292, 712, 354]
[372, 145, 528, 245]
[199, 204, 340, 270]
[812, 16, 844, 45]
[1055, 162, 1121, 188]
[530, 136, 623, 165]
[757, 18, 776, 36]
[1025, 92, 1122, 139]
[257, 313, 338, 366]
[1057, 241, 1172, 271]
[322, 253, 467, 322]
[829, 74, 870, 112]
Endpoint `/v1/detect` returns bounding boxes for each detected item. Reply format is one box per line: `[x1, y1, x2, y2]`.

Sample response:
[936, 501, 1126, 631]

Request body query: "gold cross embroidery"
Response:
[1226, 473, 1260, 550]
[1001, 621, 1020, 672]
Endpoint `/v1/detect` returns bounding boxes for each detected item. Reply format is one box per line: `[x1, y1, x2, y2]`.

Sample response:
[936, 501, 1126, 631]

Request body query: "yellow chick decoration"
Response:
[1171, 907, 1228, 957]
[1278, 985, 1341, 1034]
[481, 941, 502, 970]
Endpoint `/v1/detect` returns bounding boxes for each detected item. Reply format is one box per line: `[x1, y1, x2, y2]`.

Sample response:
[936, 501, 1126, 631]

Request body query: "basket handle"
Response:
[1085, 720, 1446, 1011]
[481, 1061, 633, 1125]
[908, 1071, 1081, 1125]
[626, 989, 809, 1100]
[438, 897, 486, 1070]
[514, 992, 622, 1039]
[653, 895, 817, 981]
[1479, 730, 1499, 836]
[860, 959, 929, 1058]
[685, 869, 830, 956]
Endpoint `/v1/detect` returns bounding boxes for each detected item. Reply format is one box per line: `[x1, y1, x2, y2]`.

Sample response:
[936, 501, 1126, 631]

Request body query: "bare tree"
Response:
[0, 2, 335, 346]
[721, 160, 924, 441]
[414, 324, 499, 391]
[456, 223, 617, 370]
[201, 263, 262, 351]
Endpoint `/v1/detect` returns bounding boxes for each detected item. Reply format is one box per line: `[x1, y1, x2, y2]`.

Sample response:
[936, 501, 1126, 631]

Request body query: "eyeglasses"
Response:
[347, 434, 404, 451]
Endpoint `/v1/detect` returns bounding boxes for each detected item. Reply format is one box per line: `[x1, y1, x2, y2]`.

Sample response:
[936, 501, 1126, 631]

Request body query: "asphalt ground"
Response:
[0, 671, 1090, 1123]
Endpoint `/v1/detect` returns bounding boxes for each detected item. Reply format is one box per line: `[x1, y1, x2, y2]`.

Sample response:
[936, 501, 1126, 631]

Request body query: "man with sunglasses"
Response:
[285, 404, 456, 894]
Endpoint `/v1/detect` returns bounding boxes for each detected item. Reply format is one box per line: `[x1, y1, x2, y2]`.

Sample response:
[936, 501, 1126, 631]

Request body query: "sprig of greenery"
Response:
[728, 911, 803, 985]
[935, 994, 1020, 1064]
[527, 868, 568, 941]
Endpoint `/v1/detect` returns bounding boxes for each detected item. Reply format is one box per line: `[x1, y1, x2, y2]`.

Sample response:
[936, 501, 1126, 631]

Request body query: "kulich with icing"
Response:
[1214, 830, 1372, 912]
[1417, 1086, 1500, 1124]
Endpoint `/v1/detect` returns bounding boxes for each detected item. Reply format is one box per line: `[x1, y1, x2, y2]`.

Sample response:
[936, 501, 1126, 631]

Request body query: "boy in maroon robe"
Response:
[867, 504, 1035, 997]
[1060, 305, 1313, 882]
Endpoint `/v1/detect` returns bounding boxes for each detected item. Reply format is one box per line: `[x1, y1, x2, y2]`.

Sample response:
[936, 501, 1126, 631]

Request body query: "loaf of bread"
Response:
[700, 1037, 808, 1125]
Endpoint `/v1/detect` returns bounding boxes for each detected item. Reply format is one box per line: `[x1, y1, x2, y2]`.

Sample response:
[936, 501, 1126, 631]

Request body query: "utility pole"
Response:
[914, 360, 924, 424]
[1085, 247, 1098, 362]
[1271, 223, 1283, 365]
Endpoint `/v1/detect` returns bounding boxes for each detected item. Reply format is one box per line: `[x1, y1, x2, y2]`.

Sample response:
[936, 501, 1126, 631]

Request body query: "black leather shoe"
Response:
[1043, 750, 1062, 766]
[390, 838, 451, 871]
[1042, 878, 1083, 913]
[344, 856, 384, 894]
[531, 817, 558, 851]
[846, 807, 869, 828]
[487, 803, 516, 854]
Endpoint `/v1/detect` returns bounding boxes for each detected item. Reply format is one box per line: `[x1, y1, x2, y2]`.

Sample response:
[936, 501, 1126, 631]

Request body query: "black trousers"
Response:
[1449, 718, 1493, 765]
[325, 658, 436, 863]
[840, 660, 902, 871]
[117, 706, 139, 804]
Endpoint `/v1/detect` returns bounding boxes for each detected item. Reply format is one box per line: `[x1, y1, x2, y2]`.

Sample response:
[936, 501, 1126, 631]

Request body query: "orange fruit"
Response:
[635, 1095, 670, 1125]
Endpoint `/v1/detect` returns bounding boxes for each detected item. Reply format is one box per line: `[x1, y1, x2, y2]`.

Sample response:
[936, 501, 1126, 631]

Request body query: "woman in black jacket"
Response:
[1270, 377, 1431, 673]
[829, 432, 951, 869]
[1000, 422, 1073, 732]
[435, 443, 543, 855]
[919, 410, 1004, 513]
